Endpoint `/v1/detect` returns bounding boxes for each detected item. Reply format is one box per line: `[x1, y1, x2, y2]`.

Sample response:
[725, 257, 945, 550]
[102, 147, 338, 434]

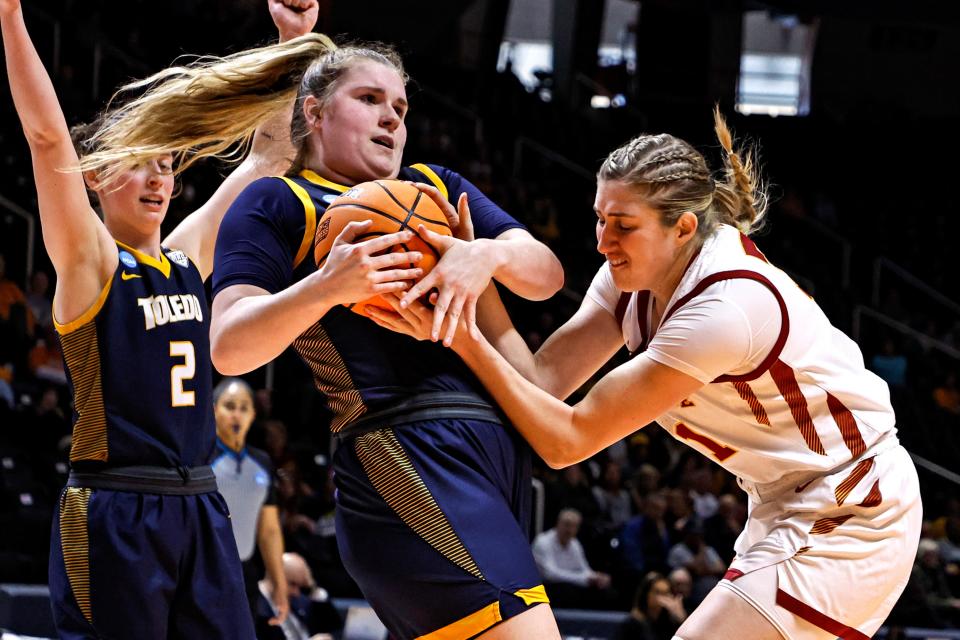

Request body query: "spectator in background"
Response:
[24, 270, 52, 333]
[629, 463, 661, 512]
[211, 378, 288, 627]
[666, 519, 725, 603]
[544, 462, 600, 534]
[933, 371, 960, 416]
[27, 328, 66, 385]
[532, 508, 616, 609]
[620, 491, 671, 584]
[703, 494, 744, 565]
[593, 460, 633, 533]
[616, 571, 687, 640]
[256, 552, 342, 640]
[871, 337, 907, 389]
[668, 567, 696, 612]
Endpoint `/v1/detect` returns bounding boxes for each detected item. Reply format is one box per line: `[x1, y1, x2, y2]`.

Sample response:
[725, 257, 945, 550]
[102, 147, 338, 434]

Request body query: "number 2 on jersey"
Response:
[169, 341, 196, 407]
[675, 422, 737, 461]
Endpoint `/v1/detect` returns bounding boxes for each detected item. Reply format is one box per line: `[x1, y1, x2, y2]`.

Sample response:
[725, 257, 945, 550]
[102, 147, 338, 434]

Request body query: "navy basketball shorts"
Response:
[49, 488, 254, 639]
[334, 417, 549, 640]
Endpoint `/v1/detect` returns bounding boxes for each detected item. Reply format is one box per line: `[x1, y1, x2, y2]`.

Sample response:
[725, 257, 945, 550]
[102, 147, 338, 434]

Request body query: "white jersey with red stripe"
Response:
[587, 224, 921, 638]
[586, 223, 895, 485]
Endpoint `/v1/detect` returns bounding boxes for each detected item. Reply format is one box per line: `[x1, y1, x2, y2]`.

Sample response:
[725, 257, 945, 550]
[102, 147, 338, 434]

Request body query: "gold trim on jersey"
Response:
[299, 169, 350, 193]
[279, 177, 318, 270]
[292, 323, 367, 431]
[53, 276, 114, 336]
[417, 601, 501, 640]
[355, 429, 483, 580]
[60, 487, 94, 624]
[61, 321, 108, 462]
[116, 240, 171, 278]
[410, 163, 449, 201]
[514, 584, 550, 606]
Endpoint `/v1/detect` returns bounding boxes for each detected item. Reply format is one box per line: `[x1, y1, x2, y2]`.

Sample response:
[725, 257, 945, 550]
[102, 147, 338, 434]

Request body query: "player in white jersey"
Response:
[369, 109, 922, 639]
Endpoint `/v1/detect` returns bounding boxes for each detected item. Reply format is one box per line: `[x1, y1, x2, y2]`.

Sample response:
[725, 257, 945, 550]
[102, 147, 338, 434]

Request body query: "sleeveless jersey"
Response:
[55, 242, 214, 469]
[590, 224, 894, 485]
[213, 164, 525, 432]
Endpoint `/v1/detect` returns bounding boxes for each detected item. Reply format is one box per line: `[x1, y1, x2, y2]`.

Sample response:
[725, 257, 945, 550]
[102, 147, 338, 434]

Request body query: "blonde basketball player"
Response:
[371, 109, 923, 640]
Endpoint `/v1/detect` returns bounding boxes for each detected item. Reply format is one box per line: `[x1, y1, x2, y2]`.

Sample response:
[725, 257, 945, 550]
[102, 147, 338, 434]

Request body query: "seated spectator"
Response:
[532, 508, 617, 609]
[592, 460, 632, 533]
[703, 493, 744, 565]
[933, 371, 960, 416]
[619, 491, 671, 589]
[256, 552, 342, 640]
[668, 567, 696, 613]
[27, 329, 66, 385]
[615, 571, 687, 640]
[666, 519, 725, 602]
[24, 270, 52, 333]
[870, 337, 907, 388]
[544, 462, 601, 532]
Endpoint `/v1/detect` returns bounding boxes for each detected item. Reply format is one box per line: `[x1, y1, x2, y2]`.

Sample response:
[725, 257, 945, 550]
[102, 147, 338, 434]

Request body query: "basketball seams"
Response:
[313, 180, 452, 317]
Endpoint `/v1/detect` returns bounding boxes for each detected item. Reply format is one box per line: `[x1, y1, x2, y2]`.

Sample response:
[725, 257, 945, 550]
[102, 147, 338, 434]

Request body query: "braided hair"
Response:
[598, 107, 768, 238]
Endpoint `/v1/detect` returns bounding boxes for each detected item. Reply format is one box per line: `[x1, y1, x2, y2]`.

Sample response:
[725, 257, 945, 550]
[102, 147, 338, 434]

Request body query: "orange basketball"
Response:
[313, 180, 452, 317]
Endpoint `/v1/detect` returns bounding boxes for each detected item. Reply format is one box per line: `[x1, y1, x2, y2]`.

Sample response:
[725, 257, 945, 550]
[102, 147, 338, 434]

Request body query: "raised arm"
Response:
[1, 0, 117, 321]
[162, 0, 319, 279]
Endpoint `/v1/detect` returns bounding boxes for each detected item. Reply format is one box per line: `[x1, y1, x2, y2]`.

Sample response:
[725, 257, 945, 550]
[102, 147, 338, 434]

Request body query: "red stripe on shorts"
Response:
[775, 589, 870, 640]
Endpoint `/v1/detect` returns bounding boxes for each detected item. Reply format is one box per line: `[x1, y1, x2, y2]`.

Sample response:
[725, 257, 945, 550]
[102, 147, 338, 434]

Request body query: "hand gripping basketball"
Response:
[314, 180, 453, 317]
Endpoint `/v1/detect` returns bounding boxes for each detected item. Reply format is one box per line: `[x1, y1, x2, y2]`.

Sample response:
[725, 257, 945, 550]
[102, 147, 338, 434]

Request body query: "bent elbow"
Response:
[210, 334, 246, 376]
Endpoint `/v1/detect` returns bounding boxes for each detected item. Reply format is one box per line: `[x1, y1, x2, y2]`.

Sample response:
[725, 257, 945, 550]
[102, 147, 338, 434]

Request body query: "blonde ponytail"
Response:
[78, 33, 336, 187]
[711, 106, 768, 235]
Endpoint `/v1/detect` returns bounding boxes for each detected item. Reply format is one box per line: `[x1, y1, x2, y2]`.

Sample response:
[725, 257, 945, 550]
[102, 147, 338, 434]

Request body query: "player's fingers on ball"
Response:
[369, 250, 422, 270]
[362, 229, 414, 254]
[400, 272, 436, 308]
[371, 267, 421, 283]
[373, 281, 411, 294]
[334, 219, 372, 244]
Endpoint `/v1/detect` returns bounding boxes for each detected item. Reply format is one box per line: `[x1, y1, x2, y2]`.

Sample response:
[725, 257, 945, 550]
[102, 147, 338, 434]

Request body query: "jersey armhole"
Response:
[54, 275, 115, 335]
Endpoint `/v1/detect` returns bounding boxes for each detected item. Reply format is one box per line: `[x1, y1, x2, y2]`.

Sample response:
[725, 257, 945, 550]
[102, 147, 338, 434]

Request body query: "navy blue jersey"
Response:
[55, 242, 215, 469]
[213, 164, 524, 431]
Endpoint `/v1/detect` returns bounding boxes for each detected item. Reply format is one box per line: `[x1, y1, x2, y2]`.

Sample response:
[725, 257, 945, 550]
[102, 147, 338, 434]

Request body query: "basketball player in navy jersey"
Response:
[1, 1, 324, 637]
[208, 43, 566, 639]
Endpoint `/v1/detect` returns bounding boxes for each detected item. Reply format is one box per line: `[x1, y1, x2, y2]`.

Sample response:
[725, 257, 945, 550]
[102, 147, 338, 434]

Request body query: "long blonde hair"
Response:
[598, 107, 768, 237]
[78, 33, 337, 187]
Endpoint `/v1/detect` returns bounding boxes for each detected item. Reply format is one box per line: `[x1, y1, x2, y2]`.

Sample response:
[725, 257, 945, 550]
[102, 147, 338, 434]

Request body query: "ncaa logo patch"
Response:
[322, 194, 338, 204]
[165, 250, 189, 268]
[119, 251, 137, 269]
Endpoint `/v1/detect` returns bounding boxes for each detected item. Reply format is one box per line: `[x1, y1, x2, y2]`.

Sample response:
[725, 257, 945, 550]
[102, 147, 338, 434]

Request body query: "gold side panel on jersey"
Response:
[417, 601, 500, 640]
[60, 487, 93, 623]
[410, 163, 449, 201]
[515, 584, 550, 605]
[60, 321, 108, 462]
[355, 429, 483, 580]
[279, 177, 318, 269]
[293, 323, 367, 432]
